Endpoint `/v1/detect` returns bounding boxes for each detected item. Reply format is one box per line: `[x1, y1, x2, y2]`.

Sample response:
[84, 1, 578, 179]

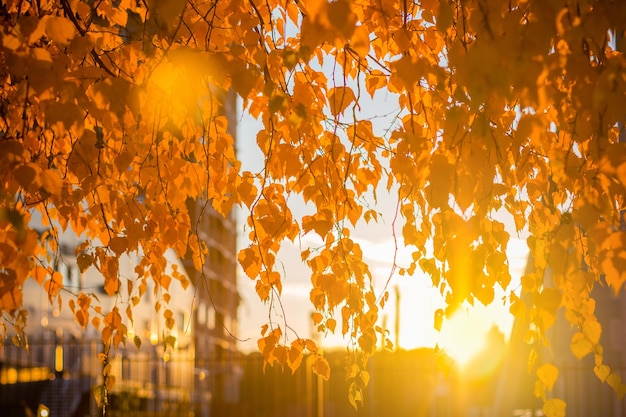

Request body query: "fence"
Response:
[5, 336, 618, 417]
[0, 334, 215, 417]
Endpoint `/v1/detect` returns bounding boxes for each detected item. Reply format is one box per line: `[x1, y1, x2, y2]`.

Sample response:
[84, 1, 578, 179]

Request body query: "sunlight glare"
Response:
[148, 53, 203, 110]
[437, 309, 491, 367]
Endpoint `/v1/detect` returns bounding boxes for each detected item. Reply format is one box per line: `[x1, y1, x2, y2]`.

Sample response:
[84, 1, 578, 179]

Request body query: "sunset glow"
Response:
[436, 309, 493, 367]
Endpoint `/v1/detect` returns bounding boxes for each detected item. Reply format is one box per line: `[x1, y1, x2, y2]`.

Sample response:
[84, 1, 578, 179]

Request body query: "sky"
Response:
[233, 103, 530, 363]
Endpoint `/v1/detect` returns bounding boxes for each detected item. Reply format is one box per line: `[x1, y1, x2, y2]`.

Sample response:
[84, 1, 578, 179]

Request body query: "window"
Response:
[58, 262, 70, 287]
[180, 311, 189, 335]
[198, 302, 206, 325]
[208, 308, 215, 329]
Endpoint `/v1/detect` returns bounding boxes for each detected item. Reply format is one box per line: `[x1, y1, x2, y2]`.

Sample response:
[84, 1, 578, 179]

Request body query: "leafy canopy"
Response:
[2, 0, 626, 411]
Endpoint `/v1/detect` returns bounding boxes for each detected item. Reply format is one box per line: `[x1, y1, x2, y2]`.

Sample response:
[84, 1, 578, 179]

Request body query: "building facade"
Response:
[184, 203, 241, 417]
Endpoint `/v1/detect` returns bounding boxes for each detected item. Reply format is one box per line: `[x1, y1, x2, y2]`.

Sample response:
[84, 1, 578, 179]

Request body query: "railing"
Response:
[4, 337, 616, 417]
[0, 335, 220, 417]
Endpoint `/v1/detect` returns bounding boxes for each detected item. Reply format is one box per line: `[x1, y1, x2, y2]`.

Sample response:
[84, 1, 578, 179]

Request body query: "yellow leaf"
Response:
[237, 174, 258, 208]
[105, 374, 116, 391]
[537, 363, 559, 392]
[542, 398, 566, 417]
[537, 288, 562, 313]
[358, 332, 375, 353]
[582, 319, 602, 345]
[434, 308, 444, 332]
[165, 335, 177, 349]
[570, 332, 593, 359]
[392, 55, 422, 88]
[606, 373, 626, 397]
[348, 381, 363, 409]
[92, 384, 107, 408]
[594, 364, 611, 382]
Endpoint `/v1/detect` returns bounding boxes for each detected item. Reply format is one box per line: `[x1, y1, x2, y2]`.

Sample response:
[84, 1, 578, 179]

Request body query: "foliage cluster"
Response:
[1, 0, 626, 413]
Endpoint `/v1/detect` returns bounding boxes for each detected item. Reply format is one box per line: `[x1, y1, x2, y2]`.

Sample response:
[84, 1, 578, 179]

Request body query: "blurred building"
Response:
[493, 262, 626, 417]
[183, 203, 241, 417]
[549, 282, 626, 417]
[183, 88, 242, 417]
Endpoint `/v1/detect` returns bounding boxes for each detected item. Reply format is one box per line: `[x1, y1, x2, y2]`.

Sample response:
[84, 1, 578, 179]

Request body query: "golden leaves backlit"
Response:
[1, 0, 626, 406]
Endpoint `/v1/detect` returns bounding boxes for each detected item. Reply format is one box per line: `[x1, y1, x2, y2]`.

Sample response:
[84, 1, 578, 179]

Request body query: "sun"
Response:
[392, 235, 528, 364]
[436, 309, 492, 367]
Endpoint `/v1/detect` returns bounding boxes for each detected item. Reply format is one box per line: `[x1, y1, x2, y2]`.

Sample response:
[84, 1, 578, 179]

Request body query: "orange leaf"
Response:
[312, 312, 323, 325]
[238, 247, 262, 279]
[32, 265, 48, 285]
[326, 318, 337, 333]
[328, 86, 356, 117]
[302, 209, 334, 237]
[349, 25, 370, 59]
[326, 0, 356, 39]
[427, 153, 454, 209]
[305, 339, 317, 352]
[109, 237, 128, 256]
[43, 271, 63, 298]
[76, 253, 93, 273]
[44, 16, 76, 47]
[102, 257, 120, 296]
[40, 169, 62, 196]
[288, 347, 303, 374]
[14, 163, 41, 193]
[312, 356, 330, 380]
[366, 70, 387, 97]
